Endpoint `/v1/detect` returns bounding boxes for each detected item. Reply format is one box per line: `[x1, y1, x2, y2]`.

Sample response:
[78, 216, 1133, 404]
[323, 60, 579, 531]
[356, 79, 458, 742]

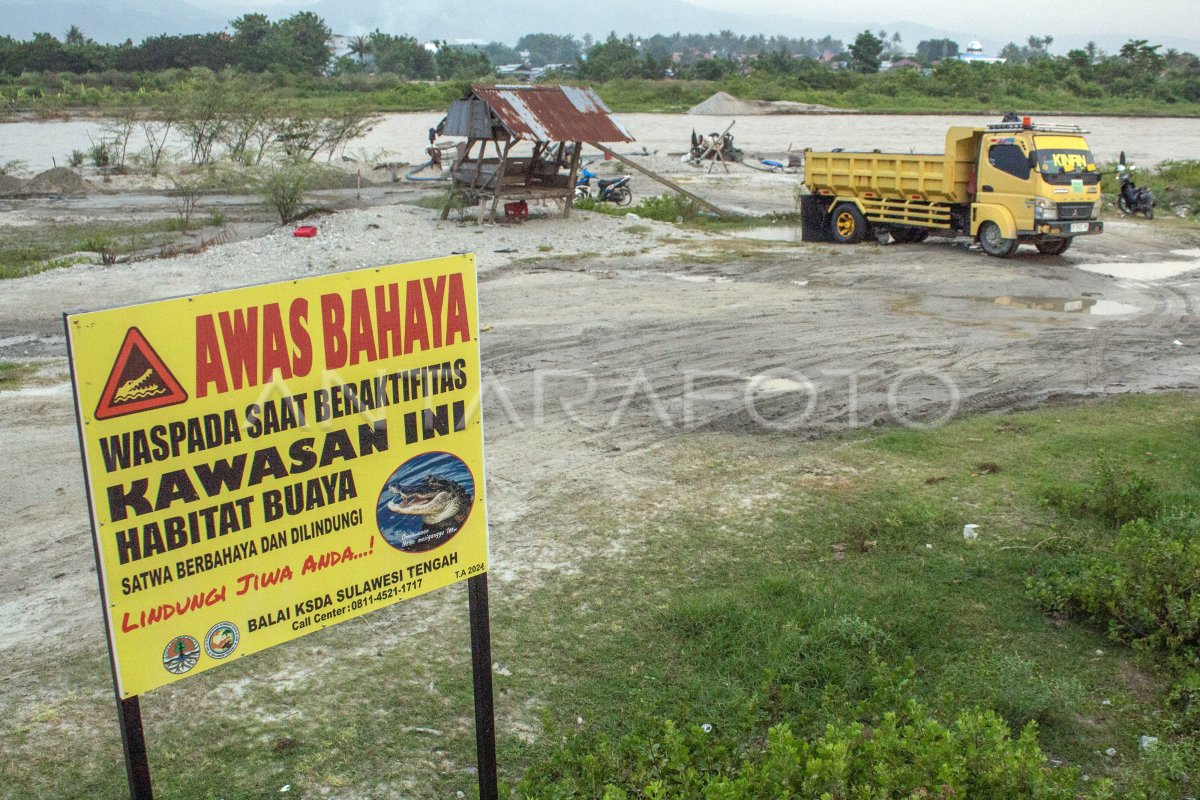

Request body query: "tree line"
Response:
[0, 23, 846, 81]
[3, 18, 1200, 109]
[2, 15, 331, 77]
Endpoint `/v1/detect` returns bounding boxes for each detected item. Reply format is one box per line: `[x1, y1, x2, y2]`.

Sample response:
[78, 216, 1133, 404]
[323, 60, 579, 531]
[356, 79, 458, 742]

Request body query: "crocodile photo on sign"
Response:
[375, 453, 475, 553]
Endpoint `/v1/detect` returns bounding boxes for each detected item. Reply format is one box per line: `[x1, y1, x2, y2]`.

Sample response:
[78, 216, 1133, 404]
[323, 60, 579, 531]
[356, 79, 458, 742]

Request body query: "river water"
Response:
[2, 112, 1198, 173]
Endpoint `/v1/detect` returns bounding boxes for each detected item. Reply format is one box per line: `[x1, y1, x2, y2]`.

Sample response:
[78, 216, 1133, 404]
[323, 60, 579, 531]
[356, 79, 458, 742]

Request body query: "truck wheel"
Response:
[978, 221, 1018, 258]
[1036, 238, 1072, 255]
[829, 204, 867, 244]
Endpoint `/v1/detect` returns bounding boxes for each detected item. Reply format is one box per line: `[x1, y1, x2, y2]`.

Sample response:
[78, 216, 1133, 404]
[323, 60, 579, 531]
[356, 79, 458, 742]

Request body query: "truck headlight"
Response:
[1033, 197, 1057, 220]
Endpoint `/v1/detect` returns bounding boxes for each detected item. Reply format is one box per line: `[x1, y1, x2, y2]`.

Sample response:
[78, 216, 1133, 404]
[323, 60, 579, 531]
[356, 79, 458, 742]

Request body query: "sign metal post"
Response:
[468, 574, 498, 800]
[117, 695, 154, 800]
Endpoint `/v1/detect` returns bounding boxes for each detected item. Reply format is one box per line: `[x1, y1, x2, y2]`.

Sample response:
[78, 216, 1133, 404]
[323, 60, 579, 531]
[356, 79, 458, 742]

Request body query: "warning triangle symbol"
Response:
[94, 327, 188, 421]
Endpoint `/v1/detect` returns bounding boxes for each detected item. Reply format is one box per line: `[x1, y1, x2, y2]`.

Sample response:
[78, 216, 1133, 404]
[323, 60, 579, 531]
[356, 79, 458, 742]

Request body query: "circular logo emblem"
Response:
[162, 635, 201, 675]
[376, 452, 475, 553]
[204, 622, 240, 659]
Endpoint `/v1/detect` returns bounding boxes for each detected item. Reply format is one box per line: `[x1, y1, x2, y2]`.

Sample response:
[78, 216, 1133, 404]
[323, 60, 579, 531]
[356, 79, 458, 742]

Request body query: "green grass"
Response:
[0, 219, 186, 278]
[579, 192, 804, 233]
[506, 394, 1200, 797]
[0, 217, 236, 280]
[0, 362, 36, 390]
[4, 395, 1200, 798]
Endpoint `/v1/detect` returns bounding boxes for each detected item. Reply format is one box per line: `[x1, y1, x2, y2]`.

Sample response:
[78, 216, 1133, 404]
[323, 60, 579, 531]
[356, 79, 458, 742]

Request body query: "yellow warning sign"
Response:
[65, 256, 488, 697]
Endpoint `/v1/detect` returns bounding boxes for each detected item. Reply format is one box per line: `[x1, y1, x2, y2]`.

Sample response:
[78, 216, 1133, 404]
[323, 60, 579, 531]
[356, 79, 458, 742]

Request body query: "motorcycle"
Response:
[575, 168, 633, 206]
[1116, 150, 1155, 219]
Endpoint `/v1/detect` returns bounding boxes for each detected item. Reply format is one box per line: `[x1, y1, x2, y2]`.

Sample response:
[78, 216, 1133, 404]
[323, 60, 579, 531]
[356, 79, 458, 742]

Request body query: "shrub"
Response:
[632, 192, 705, 223]
[1033, 512, 1200, 665]
[169, 173, 208, 232]
[88, 140, 112, 168]
[511, 702, 1087, 799]
[1044, 456, 1166, 526]
[576, 191, 709, 224]
[255, 163, 311, 224]
[79, 234, 117, 265]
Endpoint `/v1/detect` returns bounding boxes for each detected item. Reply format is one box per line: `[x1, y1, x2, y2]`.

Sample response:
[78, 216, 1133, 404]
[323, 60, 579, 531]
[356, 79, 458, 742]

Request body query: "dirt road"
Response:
[2, 166, 1199, 794]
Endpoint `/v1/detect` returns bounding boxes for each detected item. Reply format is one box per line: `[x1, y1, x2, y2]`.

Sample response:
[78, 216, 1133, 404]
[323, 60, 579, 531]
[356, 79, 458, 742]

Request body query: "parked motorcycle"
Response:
[575, 168, 633, 206]
[1116, 150, 1155, 219]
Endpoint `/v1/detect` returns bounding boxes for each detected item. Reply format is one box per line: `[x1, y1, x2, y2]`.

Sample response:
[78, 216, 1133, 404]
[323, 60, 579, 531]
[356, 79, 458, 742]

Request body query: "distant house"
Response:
[889, 58, 921, 70]
[496, 62, 532, 77]
[958, 40, 1006, 64]
[495, 61, 572, 82]
[818, 51, 847, 70]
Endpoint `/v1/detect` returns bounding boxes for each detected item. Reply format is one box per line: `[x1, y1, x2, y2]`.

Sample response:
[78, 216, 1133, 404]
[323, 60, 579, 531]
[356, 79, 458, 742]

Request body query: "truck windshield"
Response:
[1034, 149, 1100, 185]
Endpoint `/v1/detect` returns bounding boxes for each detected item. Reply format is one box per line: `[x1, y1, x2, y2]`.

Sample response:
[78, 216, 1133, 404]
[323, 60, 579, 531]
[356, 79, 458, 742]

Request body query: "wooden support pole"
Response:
[442, 136, 476, 220]
[526, 142, 544, 183]
[585, 142, 733, 218]
[468, 139, 491, 224]
[563, 141, 582, 218]
[488, 139, 517, 223]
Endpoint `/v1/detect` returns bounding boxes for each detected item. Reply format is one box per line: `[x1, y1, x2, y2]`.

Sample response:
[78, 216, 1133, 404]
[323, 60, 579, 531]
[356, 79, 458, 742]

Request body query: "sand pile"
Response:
[24, 167, 90, 195]
[688, 91, 846, 115]
[0, 174, 25, 196]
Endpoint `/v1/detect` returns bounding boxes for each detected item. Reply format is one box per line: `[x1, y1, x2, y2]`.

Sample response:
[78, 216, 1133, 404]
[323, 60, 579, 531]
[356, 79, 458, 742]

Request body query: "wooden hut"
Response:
[440, 85, 635, 222]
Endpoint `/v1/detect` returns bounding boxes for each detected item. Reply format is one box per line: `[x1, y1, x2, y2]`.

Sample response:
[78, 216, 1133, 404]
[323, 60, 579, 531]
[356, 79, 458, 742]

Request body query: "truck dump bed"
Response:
[803, 127, 981, 204]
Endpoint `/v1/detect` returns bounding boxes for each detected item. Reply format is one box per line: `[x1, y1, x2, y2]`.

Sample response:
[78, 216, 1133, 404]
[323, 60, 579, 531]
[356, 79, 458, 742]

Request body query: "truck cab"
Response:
[972, 121, 1103, 256]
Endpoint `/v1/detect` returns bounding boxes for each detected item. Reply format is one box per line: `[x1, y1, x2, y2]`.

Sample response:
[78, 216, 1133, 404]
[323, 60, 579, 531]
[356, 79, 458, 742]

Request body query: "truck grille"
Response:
[1057, 203, 1094, 220]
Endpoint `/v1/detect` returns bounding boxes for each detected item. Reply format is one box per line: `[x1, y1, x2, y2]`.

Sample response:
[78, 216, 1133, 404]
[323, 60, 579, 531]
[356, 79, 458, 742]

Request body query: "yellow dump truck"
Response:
[800, 119, 1103, 257]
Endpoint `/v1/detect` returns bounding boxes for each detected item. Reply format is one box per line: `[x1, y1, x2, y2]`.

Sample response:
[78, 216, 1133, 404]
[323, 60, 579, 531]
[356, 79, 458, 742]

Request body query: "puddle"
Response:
[666, 273, 733, 283]
[747, 375, 809, 393]
[724, 226, 802, 242]
[993, 296, 1140, 315]
[1077, 250, 1200, 281]
[1090, 300, 1142, 315]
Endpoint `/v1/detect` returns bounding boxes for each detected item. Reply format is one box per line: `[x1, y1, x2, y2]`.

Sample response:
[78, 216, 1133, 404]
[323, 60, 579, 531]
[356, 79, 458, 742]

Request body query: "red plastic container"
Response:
[503, 201, 529, 222]
[292, 226, 318, 238]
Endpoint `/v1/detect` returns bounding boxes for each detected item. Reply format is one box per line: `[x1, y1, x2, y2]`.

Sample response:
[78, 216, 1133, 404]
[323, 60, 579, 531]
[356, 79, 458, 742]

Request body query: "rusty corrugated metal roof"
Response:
[470, 85, 634, 143]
